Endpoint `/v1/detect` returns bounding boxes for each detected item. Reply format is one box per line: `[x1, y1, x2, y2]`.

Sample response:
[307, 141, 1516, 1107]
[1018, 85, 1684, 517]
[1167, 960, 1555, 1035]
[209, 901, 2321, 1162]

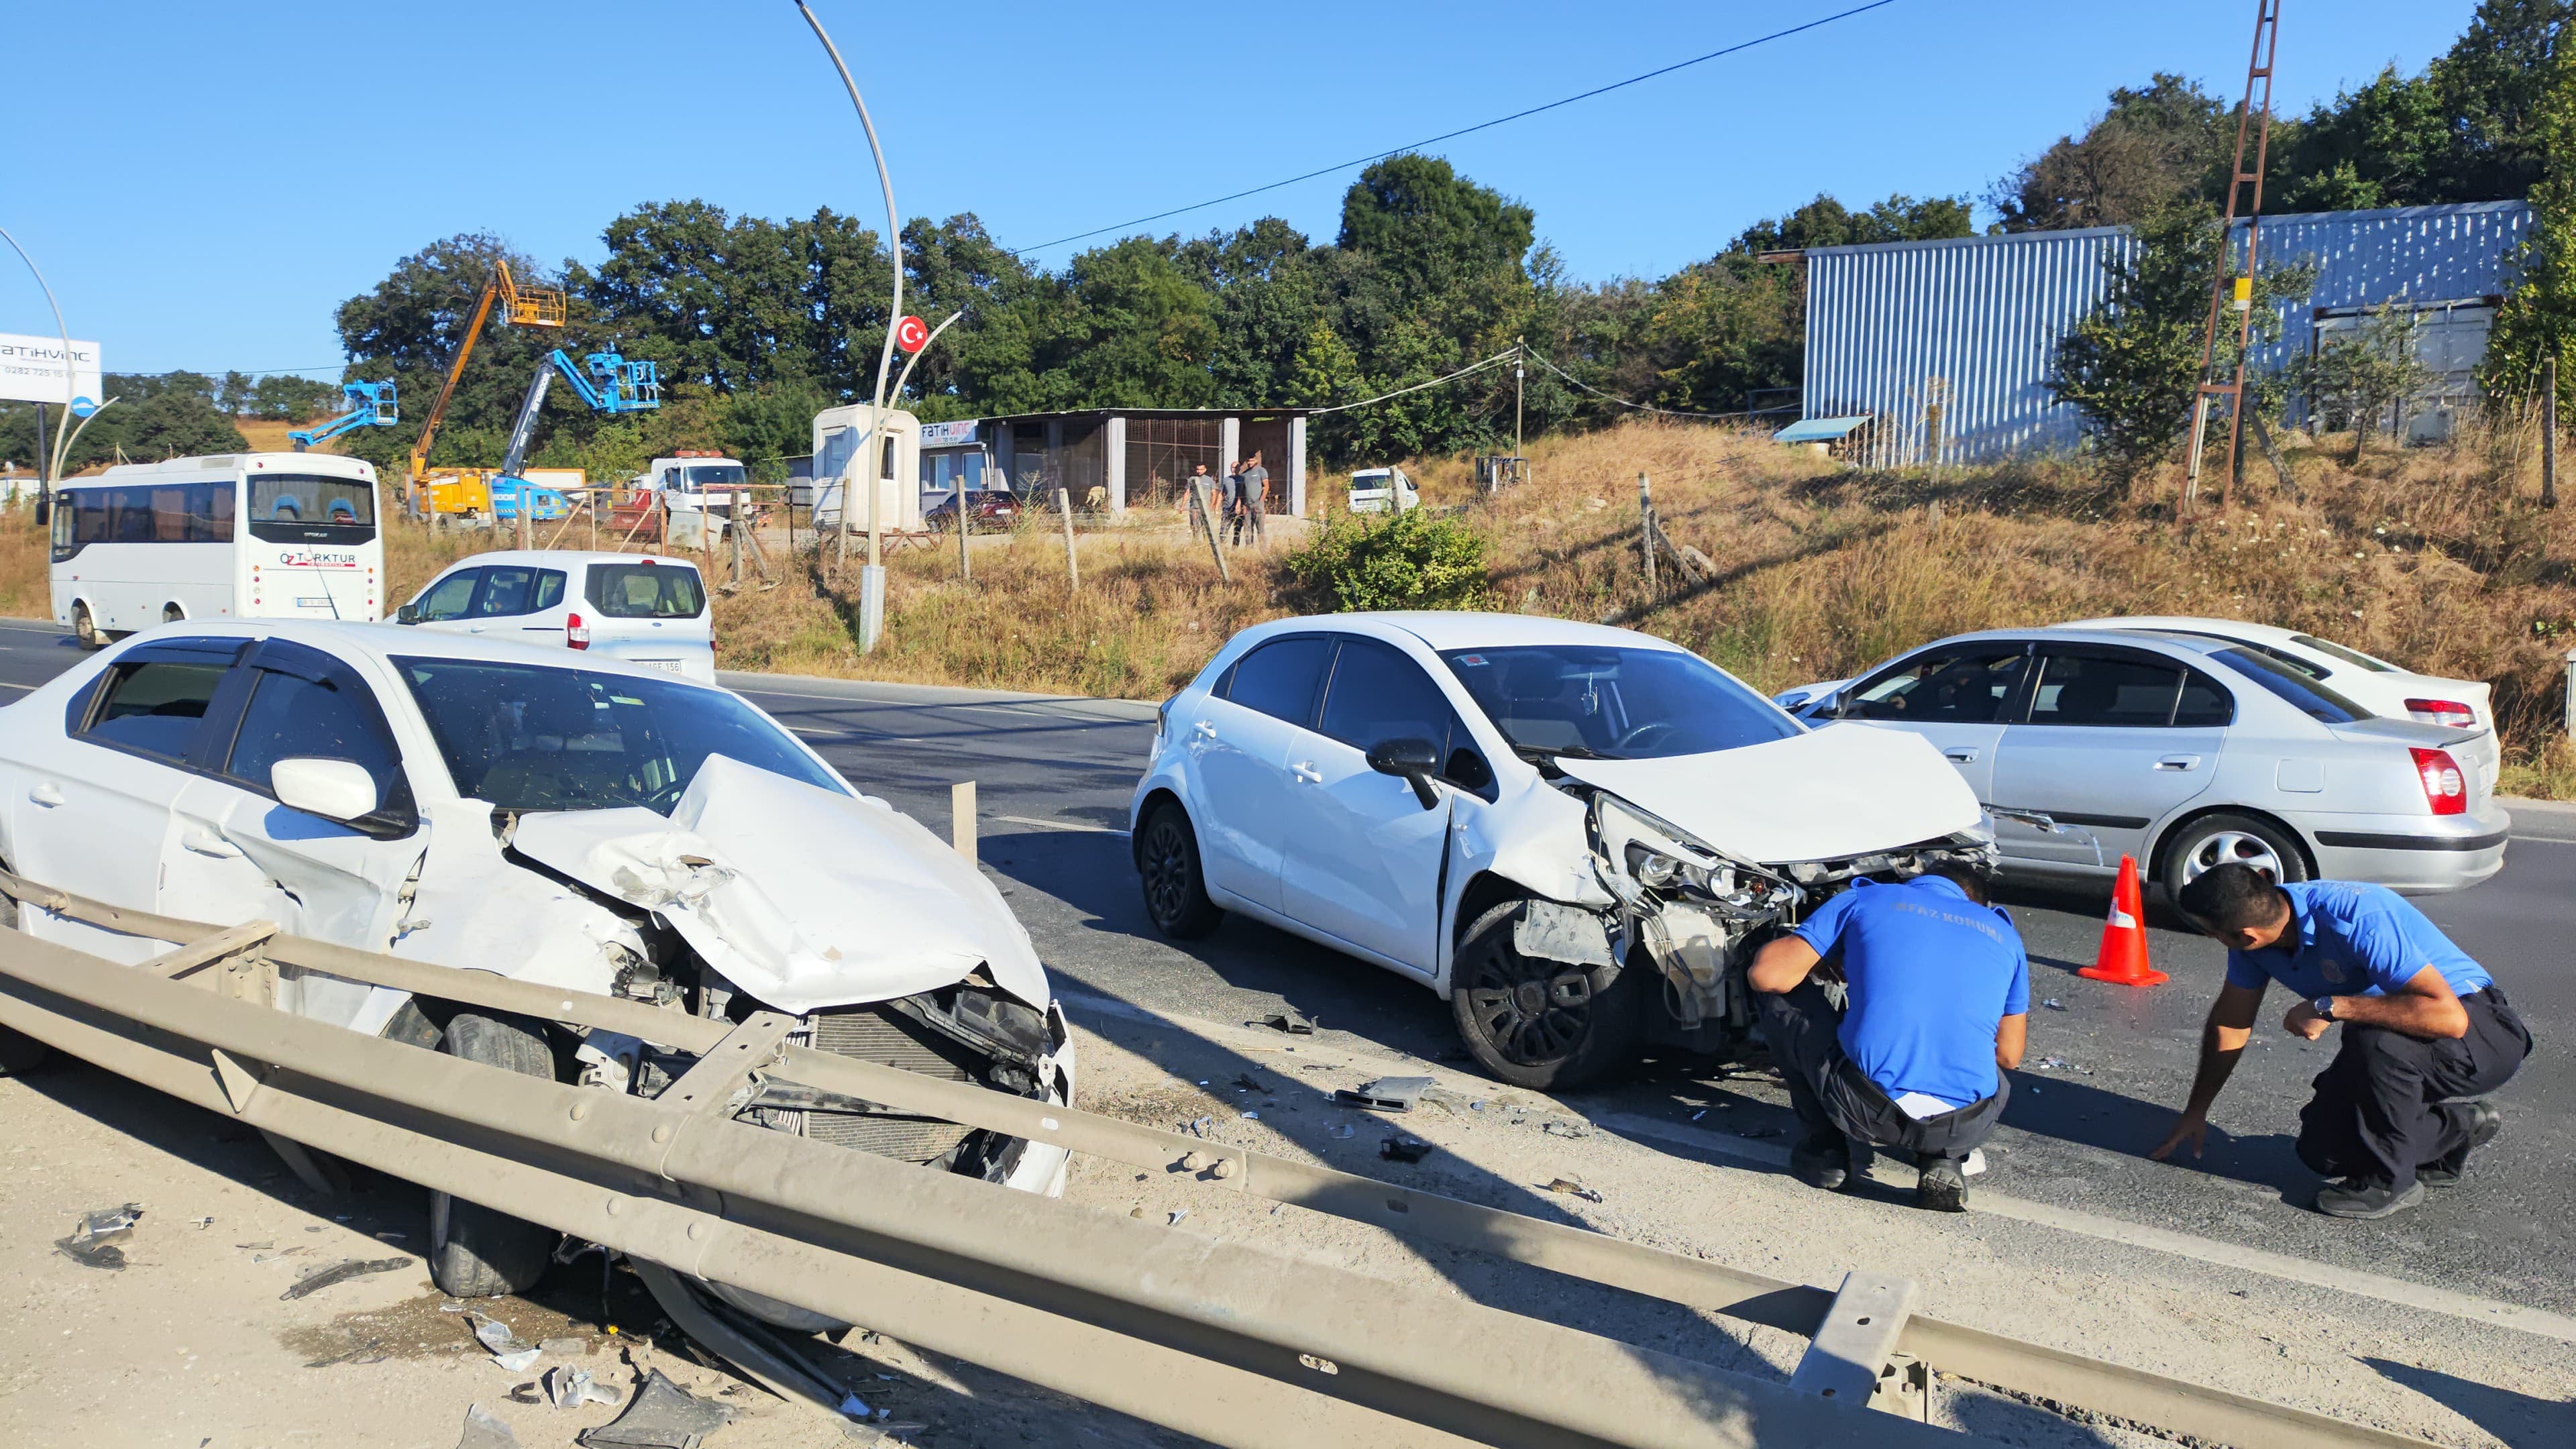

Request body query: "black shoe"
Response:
[1790, 1133, 1849, 1191]
[1917, 1156, 1968, 1213]
[2420, 1101, 2502, 1187]
[2315, 1176, 2426, 1219]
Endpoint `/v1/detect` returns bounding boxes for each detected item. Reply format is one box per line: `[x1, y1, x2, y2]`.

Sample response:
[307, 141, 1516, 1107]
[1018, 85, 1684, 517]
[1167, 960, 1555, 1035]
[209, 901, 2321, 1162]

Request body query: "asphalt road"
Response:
[2, 619, 2568, 1321]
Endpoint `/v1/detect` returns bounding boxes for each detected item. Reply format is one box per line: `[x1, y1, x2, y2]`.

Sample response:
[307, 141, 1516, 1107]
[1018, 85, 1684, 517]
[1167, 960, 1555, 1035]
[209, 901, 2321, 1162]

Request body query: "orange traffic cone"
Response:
[2080, 854, 2167, 987]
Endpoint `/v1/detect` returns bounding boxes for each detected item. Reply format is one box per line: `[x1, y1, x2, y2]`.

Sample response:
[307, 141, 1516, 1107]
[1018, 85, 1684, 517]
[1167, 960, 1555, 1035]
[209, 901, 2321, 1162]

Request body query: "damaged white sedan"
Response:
[1131, 614, 1992, 1089]
[0, 621, 1073, 1303]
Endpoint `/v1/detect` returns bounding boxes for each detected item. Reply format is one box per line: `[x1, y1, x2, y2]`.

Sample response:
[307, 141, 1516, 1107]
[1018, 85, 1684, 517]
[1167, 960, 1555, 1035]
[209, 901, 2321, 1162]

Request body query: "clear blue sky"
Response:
[3, 0, 2482, 379]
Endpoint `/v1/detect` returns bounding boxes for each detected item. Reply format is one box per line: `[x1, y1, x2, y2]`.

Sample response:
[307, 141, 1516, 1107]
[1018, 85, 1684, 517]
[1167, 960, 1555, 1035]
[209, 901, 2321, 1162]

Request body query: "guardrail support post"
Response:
[1788, 1271, 1919, 1409]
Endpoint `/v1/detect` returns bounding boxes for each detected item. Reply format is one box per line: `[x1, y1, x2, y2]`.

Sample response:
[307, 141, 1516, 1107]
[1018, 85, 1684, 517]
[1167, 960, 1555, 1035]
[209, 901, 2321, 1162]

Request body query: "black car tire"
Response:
[72, 603, 101, 651]
[1449, 898, 1647, 1091]
[2161, 812, 2310, 896]
[1136, 802, 1222, 939]
[427, 1014, 559, 1298]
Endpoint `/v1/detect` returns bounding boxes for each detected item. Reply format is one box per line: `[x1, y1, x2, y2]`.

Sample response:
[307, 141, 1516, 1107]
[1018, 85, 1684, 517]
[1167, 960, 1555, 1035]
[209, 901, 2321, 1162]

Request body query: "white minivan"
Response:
[397, 551, 714, 682]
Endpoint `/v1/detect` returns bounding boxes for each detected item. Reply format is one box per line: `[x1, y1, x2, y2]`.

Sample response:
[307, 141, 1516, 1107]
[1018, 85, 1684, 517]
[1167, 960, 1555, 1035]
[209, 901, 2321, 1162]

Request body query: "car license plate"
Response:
[295, 597, 330, 608]
[636, 659, 684, 674]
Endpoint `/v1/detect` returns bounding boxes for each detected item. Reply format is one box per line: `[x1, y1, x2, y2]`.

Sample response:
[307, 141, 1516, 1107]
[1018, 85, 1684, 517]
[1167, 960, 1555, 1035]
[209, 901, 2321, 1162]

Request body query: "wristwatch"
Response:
[2311, 994, 2337, 1022]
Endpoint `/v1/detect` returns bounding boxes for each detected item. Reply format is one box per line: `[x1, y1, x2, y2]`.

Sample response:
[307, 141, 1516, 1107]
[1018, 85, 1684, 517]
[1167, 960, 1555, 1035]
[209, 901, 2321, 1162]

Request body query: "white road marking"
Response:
[788, 726, 849, 737]
[995, 814, 1128, 836]
[1603, 1112, 2576, 1345]
[2508, 834, 2575, 846]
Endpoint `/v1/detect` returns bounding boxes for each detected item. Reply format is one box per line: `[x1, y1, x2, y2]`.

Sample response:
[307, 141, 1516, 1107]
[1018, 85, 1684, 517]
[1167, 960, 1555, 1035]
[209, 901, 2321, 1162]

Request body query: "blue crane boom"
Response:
[286, 380, 398, 450]
[491, 351, 662, 522]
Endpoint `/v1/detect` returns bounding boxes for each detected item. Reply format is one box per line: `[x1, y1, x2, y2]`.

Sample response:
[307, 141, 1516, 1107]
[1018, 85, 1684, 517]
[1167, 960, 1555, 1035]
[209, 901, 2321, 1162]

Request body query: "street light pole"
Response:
[0, 225, 82, 496]
[796, 0, 904, 653]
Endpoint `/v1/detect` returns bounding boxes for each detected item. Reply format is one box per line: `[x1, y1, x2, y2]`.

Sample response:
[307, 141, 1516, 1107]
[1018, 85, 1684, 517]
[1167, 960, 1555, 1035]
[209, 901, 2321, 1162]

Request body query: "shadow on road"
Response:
[2364, 1356, 2576, 1448]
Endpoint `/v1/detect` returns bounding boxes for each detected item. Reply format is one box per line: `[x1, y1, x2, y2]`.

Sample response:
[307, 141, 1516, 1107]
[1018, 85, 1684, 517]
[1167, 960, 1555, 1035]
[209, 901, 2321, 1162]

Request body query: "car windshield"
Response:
[395, 657, 842, 812]
[1439, 645, 1798, 760]
[2291, 633, 2398, 672]
[2215, 647, 2368, 724]
[684, 465, 745, 489]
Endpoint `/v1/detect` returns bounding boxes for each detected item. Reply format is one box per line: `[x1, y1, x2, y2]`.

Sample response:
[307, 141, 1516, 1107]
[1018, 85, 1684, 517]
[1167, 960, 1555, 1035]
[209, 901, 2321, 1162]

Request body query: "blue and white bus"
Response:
[49, 453, 384, 647]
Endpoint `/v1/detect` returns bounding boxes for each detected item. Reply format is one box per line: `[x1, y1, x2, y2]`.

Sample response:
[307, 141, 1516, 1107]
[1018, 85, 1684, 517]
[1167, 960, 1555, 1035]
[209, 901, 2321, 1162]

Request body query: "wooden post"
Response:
[1057, 486, 1079, 591]
[1638, 472, 1657, 596]
[2544, 355, 2559, 509]
[957, 480, 972, 581]
[1191, 477, 1230, 582]
[951, 780, 977, 864]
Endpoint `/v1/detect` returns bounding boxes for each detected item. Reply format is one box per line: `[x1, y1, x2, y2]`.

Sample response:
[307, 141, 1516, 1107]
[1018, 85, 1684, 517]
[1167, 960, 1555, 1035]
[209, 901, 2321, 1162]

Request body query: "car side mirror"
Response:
[272, 757, 378, 824]
[1367, 737, 1442, 810]
[396, 602, 420, 625]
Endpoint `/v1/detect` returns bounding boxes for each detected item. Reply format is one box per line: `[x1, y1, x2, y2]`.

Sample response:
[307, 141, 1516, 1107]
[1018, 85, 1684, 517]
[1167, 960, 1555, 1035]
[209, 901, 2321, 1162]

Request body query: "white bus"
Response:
[49, 453, 384, 647]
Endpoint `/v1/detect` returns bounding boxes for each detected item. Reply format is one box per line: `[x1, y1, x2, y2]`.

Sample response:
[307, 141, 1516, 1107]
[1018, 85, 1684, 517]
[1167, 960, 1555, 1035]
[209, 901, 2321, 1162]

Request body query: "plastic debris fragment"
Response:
[280, 1257, 411, 1301]
[455, 1403, 521, 1449]
[1381, 1135, 1432, 1164]
[1263, 1010, 1315, 1035]
[2042, 998, 2067, 1011]
[1167, 1208, 1190, 1226]
[578, 1368, 737, 1449]
[55, 1204, 143, 1270]
[547, 1365, 620, 1411]
[1334, 1076, 1432, 1112]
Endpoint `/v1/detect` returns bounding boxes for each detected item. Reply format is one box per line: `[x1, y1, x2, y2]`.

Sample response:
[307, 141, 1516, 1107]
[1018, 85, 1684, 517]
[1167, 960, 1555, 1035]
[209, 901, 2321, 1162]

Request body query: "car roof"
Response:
[427, 550, 702, 572]
[140, 618, 720, 684]
[2060, 614, 2306, 645]
[1929, 625, 2239, 659]
[1351, 612, 1693, 653]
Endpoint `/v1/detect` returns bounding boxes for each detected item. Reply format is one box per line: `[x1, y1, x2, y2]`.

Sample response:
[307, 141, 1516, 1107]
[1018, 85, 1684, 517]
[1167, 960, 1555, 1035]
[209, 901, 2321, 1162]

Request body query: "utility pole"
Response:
[2544, 354, 2559, 508]
[1514, 337, 1525, 464]
[2184, 0, 2282, 513]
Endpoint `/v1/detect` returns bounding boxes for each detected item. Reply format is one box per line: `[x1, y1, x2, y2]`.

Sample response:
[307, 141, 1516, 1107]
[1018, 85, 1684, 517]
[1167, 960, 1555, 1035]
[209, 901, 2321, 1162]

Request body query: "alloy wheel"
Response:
[2177, 828, 2284, 885]
[1140, 817, 1193, 928]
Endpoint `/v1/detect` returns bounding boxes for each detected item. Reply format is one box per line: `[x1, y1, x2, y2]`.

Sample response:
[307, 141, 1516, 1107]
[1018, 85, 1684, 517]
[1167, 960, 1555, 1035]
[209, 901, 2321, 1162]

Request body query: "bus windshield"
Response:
[251, 474, 376, 527]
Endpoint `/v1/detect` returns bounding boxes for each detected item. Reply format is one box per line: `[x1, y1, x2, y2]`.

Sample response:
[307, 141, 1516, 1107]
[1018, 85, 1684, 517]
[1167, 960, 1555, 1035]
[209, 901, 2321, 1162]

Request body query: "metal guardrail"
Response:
[0, 867, 2438, 1449]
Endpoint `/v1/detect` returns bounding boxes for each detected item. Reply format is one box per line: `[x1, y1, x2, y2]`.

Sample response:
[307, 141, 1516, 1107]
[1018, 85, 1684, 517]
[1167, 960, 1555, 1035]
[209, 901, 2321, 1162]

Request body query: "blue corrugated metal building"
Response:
[1796, 200, 2531, 469]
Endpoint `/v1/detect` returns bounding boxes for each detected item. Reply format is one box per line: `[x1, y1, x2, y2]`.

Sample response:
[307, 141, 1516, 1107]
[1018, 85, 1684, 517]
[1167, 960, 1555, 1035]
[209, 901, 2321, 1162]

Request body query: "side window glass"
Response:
[2027, 652, 2186, 727]
[532, 570, 567, 612]
[476, 566, 539, 617]
[80, 657, 231, 762]
[1848, 647, 2029, 723]
[1220, 637, 1334, 728]
[225, 669, 410, 818]
[417, 570, 480, 622]
[1320, 640, 1455, 755]
[2175, 669, 2235, 727]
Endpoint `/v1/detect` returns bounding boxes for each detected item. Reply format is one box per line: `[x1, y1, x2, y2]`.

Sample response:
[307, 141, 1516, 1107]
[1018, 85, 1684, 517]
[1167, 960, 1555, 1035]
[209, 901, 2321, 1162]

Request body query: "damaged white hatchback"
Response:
[0, 621, 1073, 1304]
[1131, 614, 1992, 1089]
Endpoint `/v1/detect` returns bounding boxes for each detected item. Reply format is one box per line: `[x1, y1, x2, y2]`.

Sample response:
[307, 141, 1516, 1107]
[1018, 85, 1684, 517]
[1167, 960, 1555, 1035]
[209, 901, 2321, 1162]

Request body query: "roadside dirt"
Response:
[3, 995, 2567, 1448]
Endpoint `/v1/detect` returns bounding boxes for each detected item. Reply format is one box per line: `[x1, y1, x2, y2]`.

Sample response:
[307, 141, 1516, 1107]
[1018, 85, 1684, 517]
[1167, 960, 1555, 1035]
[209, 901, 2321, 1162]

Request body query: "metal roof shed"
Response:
[1797, 201, 2531, 469]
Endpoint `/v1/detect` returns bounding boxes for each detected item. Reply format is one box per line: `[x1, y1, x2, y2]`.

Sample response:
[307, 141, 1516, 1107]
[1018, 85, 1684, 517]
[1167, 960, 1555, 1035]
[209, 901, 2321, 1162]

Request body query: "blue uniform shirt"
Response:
[2224, 880, 2491, 1001]
[1791, 875, 2031, 1111]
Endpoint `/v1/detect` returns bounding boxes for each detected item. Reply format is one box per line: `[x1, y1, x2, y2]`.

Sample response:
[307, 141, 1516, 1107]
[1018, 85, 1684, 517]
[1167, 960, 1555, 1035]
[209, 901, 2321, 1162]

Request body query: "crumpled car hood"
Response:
[511, 754, 1049, 1015]
[1555, 722, 1982, 864]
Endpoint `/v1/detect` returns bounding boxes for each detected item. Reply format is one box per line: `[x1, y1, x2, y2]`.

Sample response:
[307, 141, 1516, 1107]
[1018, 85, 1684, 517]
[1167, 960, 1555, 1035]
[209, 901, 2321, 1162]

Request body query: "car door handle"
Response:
[2155, 754, 2202, 771]
[28, 782, 63, 807]
[1943, 747, 1978, 763]
[182, 829, 243, 859]
[1292, 761, 1323, 784]
[1193, 721, 1217, 740]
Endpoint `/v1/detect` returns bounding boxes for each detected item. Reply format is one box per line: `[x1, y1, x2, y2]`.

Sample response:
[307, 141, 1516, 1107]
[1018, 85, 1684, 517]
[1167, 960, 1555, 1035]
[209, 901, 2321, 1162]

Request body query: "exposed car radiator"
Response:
[793, 1005, 979, 1166]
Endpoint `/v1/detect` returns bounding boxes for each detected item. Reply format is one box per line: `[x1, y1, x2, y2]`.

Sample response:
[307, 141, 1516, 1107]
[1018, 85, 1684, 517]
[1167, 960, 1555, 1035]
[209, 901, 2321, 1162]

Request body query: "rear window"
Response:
[586, 563, 705, 619]
[2290, 633, 2398, 673]
[2218, 647, 2368, 724]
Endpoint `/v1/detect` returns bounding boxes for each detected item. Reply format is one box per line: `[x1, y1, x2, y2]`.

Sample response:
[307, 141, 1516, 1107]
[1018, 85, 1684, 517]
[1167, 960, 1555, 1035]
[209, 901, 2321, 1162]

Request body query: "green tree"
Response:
[1992, 74, 2233, 231]
[2483, 29, 2576, 418]
[0, 372, 248, 474]
[2048, 207, 2316, 484]
[2290, 304, 2443, 461]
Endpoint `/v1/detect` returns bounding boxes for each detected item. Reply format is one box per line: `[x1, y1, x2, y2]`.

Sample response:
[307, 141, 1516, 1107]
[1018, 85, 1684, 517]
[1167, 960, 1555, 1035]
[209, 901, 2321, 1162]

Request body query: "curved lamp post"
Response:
[795, 0, 905, 651]
[0, 224, 81, 497]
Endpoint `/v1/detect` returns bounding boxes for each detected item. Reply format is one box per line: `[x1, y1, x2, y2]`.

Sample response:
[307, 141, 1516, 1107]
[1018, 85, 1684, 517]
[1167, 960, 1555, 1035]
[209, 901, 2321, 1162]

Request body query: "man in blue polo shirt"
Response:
[2154, 864, 2532, 1220]
[1748, 865, 2029, 1212]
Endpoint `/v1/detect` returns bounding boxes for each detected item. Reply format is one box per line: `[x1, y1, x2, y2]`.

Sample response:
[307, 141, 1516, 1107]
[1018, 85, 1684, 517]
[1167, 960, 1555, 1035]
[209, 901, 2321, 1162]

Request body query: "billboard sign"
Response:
[0, 333, 103, 409]
[920, 419, 979, 446]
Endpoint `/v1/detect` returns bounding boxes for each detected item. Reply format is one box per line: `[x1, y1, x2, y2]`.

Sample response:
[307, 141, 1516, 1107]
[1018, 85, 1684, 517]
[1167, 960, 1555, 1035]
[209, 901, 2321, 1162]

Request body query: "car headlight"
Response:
[1625, 842, 1714, 894]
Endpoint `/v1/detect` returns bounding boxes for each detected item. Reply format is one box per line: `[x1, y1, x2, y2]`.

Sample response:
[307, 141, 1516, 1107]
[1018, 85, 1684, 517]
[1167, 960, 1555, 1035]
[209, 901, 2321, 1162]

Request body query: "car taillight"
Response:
[566, 612, 590, 649]
[2410, 747, 2467, 815]
[2404, 698, 2476, 728]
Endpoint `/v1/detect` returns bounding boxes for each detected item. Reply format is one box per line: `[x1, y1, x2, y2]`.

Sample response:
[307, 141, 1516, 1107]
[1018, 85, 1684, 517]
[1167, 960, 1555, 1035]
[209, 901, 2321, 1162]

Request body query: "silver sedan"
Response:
[1783, 627, 2508, 895]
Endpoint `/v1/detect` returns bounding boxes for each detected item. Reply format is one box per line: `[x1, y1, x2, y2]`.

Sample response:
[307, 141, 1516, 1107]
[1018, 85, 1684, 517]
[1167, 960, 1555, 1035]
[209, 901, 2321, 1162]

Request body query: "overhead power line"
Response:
[1009, 0, 1905, 257]
[1522, 347, 1759, 421]
[1307, 348, 1521, 415]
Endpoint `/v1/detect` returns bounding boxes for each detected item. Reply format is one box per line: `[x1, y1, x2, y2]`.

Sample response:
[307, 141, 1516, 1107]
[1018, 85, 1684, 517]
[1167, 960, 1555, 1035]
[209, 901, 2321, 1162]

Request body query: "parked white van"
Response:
[629, 454, 751, 540]
[397, 551, 714, 683]
[48, 453, 384, 645]
[1347, 466, 1419, 514]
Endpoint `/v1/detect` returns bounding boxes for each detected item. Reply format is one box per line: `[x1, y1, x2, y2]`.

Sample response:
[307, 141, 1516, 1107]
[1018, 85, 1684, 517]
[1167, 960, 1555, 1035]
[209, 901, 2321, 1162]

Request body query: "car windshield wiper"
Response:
[1513, 743, 1613, 763]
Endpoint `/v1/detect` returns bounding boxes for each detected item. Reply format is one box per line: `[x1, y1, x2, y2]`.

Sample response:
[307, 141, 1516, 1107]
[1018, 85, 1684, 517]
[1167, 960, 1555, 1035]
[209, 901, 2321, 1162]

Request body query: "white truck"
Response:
[630, 452, 751, 540]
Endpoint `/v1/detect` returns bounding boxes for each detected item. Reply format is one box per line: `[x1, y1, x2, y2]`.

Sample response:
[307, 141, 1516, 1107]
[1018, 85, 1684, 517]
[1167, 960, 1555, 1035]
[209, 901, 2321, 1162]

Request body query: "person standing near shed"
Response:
[2153, 865, 2530, 1219]
[1747, 865, 2029, 1212]
[1235, 450, 1269, 545]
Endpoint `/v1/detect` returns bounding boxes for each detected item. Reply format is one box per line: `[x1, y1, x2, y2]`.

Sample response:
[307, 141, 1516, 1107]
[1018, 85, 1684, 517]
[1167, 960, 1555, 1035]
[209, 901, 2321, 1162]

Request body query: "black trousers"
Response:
[2296, 987, 2531, 1191]
[1758, 981, 2008, 1165]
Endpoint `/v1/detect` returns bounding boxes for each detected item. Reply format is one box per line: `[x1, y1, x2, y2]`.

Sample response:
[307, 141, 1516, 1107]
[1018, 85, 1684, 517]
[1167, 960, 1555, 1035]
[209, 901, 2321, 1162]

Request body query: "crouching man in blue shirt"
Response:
[1748, 866, 2029, 1213]
[2155, 864, 2532, 1220]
